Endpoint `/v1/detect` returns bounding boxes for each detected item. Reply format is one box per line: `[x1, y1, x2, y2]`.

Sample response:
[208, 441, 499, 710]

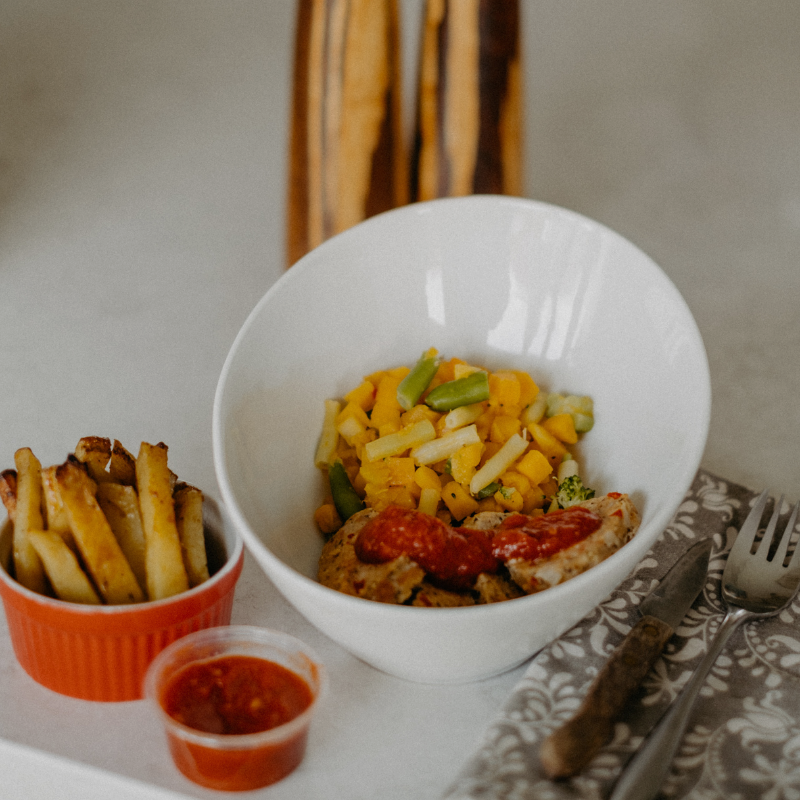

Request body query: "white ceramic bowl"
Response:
[213, 196, 710, 684]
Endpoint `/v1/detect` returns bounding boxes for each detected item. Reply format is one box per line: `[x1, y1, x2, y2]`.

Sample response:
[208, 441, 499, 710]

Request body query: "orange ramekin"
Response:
[0, 496, 244, 702]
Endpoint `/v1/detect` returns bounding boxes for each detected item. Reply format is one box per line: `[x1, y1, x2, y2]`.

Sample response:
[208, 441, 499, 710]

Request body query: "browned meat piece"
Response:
[474, 572, 525, 603]
[318, 494, 640, 604]
[318, 508, 426, 604]
[410, 581, 475, 607]
[505, 494, 640, 594]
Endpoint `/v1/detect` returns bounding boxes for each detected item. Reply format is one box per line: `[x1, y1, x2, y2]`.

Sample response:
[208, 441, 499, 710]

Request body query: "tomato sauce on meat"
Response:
[355, 505, 497, 590]
[489, 507, 602, 562]
[354, 504, 603, 590]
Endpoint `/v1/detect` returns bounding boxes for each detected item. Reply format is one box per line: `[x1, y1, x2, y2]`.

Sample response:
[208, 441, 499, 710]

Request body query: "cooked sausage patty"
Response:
[317, 494, 639, 604]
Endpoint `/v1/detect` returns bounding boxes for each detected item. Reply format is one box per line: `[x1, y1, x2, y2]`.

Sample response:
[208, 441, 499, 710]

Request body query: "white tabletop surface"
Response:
[1, 2, 799, 798]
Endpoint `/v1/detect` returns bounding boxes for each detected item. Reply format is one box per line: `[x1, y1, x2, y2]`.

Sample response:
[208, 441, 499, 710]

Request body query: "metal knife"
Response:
[539, 537, 713, 780]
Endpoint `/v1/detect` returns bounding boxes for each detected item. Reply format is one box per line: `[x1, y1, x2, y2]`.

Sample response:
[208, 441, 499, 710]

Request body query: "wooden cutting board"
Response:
[286, 0, 407, 267]
[411, 0, 523, 201]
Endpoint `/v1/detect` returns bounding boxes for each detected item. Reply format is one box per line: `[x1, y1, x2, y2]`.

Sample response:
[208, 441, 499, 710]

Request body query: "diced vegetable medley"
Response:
[314, 349, 595, 535]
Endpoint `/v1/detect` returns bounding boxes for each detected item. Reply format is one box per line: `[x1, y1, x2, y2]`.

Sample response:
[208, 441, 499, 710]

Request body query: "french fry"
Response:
[108, 439, 137, 485]
[13, 448, 48, 593]
[174, 482, 210, 588]
[136, 442, 189, 600]
[56, 460, 145, 604]
[27, 529, 101, 605]
[0, 469, 17, 523]
[96, 482, 147, 592]
[41, 464, 73, 542]
[74, 436, 112, 482]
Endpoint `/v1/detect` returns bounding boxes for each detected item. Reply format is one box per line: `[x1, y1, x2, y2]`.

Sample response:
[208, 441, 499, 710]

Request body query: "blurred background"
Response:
[1, 0, 799, 496]
[2, 3, 800, 797]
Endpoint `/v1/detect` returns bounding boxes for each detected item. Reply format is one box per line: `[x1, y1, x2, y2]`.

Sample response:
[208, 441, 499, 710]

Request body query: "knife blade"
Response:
[539, 537, 713, 780]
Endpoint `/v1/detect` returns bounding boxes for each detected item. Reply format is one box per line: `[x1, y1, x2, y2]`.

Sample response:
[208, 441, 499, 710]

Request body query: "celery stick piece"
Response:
[363, 419, 437, 462]
[314, 400, 341, 468]
[411, 424, 481, 466]
[469, 432, 528, 494]
[441, 402, 484, 432]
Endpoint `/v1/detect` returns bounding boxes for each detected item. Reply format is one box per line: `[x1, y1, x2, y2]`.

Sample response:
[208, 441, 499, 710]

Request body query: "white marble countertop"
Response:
[1, 2, 799, 798]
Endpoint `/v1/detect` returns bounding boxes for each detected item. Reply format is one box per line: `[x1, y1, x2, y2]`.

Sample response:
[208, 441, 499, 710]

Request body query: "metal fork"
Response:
[610, 490, 800, 800]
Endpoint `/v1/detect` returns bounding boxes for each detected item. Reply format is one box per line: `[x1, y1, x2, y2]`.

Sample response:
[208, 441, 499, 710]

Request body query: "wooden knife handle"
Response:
[539, 615, 673, 780]
[286, 0, 407, 267]
[410, 0, 523, 201]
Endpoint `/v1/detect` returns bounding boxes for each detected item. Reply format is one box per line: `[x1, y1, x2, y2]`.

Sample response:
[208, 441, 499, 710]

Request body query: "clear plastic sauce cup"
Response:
[144, 625, 326, 791]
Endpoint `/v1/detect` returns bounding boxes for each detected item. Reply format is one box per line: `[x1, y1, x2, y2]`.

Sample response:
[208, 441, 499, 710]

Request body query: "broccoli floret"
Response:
[555, 475, 595, 509]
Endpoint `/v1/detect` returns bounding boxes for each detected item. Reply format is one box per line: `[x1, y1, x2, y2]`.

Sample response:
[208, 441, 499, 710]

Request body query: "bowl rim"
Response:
[212, 195, 711, 615]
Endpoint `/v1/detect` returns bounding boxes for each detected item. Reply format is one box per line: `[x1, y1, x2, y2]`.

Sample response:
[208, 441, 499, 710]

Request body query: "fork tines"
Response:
[737, 490, 800, 567]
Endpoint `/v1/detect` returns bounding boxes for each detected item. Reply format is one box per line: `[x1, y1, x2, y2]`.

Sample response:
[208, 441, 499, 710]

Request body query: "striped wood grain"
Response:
[287, 0, 407, 267]
[411, 0, 523, 201]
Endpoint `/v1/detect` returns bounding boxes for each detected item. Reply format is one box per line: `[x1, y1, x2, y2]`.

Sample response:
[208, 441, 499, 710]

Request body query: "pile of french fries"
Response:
[0, 438, 210, 605]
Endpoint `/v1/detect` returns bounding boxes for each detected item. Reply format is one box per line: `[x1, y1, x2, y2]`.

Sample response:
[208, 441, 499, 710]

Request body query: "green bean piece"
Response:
[396, 348, 440, 410]
[475, 481, 502, 500]
[328, 460, 365, 523]
[424, 371, 490, 412]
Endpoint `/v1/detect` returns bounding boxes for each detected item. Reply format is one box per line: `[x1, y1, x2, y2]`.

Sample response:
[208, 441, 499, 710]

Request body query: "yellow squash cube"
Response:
[448, 442, 483, 485]
[494, 486, 524, 512]
[543, 412, 578, 444]
[489, 415, 522, 444]
[515, 449, 553, 486]
[488, 371, 521, 411]
[414, 465, 442, 491]
[441, 481, 479, 520]
[344, 381, 376, 412]
[370, 370, 408, 430]
[500, 470, 531, 496]
[527, 422, 567, 465]
[513, 370, 539, 407]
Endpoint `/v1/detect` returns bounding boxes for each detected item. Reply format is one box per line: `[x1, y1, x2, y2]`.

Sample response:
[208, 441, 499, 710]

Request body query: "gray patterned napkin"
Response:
[445, 470, 800, 800]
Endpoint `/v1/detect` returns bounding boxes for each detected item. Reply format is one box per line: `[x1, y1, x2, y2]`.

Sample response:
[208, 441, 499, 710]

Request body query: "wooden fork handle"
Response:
[539, 615, 673, 780]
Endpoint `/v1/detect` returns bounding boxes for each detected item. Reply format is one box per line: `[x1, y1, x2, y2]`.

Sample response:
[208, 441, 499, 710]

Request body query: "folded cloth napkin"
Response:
[444, 470, 800, 800]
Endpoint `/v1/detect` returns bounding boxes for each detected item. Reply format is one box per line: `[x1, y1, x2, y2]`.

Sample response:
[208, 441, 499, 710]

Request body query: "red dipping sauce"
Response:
[355, 505, 602, 590]
[146, 627, 325, 793]
[163, 655, 313, 735]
